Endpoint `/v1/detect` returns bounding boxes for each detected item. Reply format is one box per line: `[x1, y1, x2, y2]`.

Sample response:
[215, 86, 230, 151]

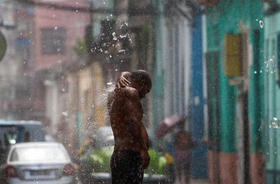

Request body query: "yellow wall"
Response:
[91, 62, 105, 128]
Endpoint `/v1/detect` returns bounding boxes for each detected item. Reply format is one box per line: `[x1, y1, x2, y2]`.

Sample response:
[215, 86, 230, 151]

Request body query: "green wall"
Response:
[264, 11, 280, 173]
[152, 0, 165, 144]
[206, 0, 264, 153]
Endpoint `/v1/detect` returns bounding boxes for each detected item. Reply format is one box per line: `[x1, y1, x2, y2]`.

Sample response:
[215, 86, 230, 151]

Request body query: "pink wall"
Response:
[34, 0, 90, 71]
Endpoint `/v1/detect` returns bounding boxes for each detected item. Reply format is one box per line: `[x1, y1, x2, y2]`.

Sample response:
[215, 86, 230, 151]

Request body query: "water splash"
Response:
[106, 82, 113, 86]
[112, 32, 117, 41]
[264, 56, 277, 74]
[119, 22, 129, 39]
[101, 83, 115, 118]
[62, 111, 68, 117]
[269, 117, 280, 129]
[259, 20, 264, 29]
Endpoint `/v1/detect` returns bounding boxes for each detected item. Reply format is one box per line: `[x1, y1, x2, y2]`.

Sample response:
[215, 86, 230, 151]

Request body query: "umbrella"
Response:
[156, 114, 187, 138]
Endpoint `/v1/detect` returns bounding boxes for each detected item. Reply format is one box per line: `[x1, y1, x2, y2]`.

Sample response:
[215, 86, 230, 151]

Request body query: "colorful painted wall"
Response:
[205, 0, 264, 183]
[264, 5, 280, 183]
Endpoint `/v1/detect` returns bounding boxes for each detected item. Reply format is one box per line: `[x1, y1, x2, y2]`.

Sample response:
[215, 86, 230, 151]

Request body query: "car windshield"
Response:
[10, 146, 68, 163]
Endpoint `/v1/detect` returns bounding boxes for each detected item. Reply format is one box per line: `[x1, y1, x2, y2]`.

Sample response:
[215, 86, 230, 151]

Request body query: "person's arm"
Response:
[123, 87, 150, 169]
[125, 120, 150, 169]
[188, 133, 198, 148]
[140, 123, 149, 151]
[116, 72, 131, 88]
[139, 123, 150, 169]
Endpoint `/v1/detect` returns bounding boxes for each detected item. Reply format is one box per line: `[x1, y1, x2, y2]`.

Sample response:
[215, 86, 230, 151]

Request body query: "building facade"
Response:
[30, 0, 91, 154]
[153, 0, 208, 179]
[202, 0, 265, 183]
[263, 1, 280, 183]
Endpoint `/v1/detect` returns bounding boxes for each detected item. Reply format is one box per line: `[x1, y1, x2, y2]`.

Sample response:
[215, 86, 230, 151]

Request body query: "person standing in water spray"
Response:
[108, 70, 152, 184]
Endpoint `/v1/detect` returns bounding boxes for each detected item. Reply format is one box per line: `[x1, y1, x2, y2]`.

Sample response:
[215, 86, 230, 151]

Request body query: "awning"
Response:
[156, 114, 187, 138]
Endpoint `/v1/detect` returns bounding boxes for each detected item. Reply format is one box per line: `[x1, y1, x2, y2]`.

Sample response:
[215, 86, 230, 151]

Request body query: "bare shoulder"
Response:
[115, 87, 139, 99]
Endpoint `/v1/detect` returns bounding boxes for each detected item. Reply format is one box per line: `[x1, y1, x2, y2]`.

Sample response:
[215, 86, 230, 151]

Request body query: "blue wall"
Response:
[190, 14, 208, 178]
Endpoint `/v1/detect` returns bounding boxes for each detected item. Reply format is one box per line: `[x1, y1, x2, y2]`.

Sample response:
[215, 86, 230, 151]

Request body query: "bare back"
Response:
[109, 87, 149, 153]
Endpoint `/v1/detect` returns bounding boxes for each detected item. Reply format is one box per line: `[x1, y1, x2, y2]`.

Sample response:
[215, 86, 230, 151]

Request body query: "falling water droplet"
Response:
[62, 111, 68, 117]
[270, 117, 280, 129]
[259, 20, 264, 29]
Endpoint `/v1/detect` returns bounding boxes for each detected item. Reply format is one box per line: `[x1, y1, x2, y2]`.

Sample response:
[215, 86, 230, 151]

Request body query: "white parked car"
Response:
[0, 142, 77, 184]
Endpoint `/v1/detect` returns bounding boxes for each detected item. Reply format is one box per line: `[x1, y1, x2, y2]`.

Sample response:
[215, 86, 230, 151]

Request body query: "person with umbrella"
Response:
[173, 120, 196, 184]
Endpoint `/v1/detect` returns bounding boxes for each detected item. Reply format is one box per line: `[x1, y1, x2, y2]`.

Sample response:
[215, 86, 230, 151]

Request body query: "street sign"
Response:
[0, 31, 7, 61]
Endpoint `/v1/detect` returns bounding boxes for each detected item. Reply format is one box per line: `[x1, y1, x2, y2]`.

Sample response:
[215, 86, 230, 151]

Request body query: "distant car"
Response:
[0, 120, 45, 145]
[0, 120, 45, 166]
[0, 142, 77, 184]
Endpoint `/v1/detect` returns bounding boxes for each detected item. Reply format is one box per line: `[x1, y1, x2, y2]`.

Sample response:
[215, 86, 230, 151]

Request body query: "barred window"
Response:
[41, 28, 66, 55]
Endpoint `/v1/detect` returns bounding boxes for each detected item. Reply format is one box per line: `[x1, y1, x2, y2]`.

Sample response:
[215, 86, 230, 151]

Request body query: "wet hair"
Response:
[130, 70, 152, 89]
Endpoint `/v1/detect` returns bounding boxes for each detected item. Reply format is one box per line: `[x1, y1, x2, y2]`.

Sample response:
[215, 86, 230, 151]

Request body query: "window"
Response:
[10, 146, 69, 162]
[15, 37, 31, 67]
[41, 28, 66, 55]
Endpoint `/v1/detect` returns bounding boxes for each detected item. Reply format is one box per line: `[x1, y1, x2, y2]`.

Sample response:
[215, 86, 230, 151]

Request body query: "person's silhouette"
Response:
[108, 70, 152, 184]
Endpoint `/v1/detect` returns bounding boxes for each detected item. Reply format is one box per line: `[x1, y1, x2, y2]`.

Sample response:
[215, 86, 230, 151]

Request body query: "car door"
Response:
[0, 154, 8, 183]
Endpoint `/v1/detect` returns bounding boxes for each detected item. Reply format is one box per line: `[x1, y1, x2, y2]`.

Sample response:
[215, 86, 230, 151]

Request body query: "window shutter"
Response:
[225, 34, 242, 77]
